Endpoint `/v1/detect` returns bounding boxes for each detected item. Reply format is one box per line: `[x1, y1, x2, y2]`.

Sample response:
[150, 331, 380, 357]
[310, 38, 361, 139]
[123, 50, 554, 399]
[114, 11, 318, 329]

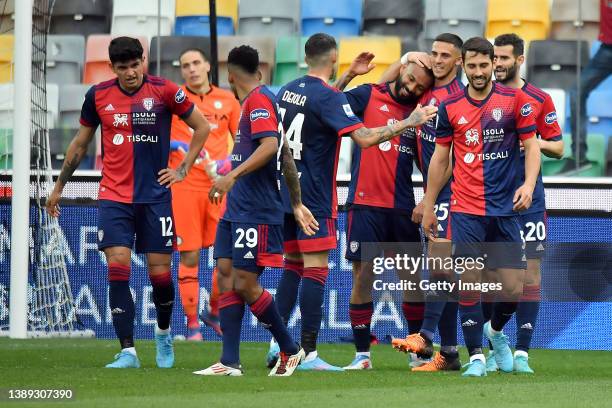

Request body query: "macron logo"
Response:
[458, 116, 468, 125]
[379, 104, 390, 112]
[462, 319, 477, 327]
[104, 104, 115, 111]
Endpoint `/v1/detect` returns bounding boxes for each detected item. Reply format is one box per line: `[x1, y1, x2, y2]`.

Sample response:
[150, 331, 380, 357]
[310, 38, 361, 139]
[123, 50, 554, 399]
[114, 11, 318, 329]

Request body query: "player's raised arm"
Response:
[333, 51, 376, 91]
[378, 52, 432, 84]
[46, 125, 96, 217]
[349, 103, 437, 148]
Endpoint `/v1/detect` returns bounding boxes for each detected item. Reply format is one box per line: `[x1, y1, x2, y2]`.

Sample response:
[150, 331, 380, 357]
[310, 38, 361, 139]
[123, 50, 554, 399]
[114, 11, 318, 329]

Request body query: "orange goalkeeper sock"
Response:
[178, 264, 199, 328]
[210, 266, 220, 317]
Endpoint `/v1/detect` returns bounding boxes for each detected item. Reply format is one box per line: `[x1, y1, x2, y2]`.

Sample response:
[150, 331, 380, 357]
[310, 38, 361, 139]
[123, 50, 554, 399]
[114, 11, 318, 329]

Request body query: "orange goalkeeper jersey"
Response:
[169, 84, 241, 190]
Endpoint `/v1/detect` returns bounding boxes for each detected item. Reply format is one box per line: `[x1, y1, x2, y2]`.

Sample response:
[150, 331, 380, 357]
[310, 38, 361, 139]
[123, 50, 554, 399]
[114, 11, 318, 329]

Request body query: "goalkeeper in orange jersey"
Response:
[169, 47, 241, 340]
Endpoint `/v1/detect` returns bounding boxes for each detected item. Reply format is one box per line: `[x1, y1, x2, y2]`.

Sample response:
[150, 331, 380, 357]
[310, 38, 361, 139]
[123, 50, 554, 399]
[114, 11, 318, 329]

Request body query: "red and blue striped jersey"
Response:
[345, 82, 418, 212]
[416, 78, 464, 202]
[223, 86, 284, 225]
[80, 75, 194, 203]
[277, 75, 364, 218]
[436, 82, 537, 216]
[520, 82, 562, 214]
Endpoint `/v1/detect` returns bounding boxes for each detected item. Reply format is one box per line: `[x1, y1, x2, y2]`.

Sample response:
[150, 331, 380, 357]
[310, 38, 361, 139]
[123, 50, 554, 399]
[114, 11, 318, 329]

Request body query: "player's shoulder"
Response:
[439, 86, 465, 108]
[521, 81, 549, 104]
[493, 81, 518, 97]
[93, 78, 117, 91]
[145, 74, 170, 87]
[210, 85, 238, 101]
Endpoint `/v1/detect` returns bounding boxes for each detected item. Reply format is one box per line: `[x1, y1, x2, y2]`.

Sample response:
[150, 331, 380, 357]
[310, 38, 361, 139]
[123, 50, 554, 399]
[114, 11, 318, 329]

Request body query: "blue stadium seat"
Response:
[587, 90, 612, 138]
[301, 0, 362, 37]
[589, 41, 612, 92]
[363, 0, 423, 40]
[175, 0, 236, 36]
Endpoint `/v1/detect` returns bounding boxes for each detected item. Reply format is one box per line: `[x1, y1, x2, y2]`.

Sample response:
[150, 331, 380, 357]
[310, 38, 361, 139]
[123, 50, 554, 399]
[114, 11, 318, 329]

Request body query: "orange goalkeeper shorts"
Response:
[171, 186, 223, 251]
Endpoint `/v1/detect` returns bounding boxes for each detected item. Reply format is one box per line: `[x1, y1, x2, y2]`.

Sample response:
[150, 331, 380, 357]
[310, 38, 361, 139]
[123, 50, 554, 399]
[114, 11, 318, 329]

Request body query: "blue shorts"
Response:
[284, 213, 337, 253]
[520, 211, 547, 259]
[434, 199, 451, 240]
[97, 200, 175, 254]
[449, 212, 526, 270]
[213, 219, 284, 272]
[345, 207, 421, 261]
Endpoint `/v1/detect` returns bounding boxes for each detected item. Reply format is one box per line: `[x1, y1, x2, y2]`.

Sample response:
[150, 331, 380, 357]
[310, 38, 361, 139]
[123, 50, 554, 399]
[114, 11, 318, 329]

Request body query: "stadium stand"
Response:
[217, 35, 275, 87]
[584, 133, 607, 176]
[590, 41, 612, 91]
[111, 0, 175, 40]
[527, 40, 589, 90]
[587, 90, 612, 139]
[550, 0, 600, 42]
[424, 0, 486, 47]
[83, 35, 149, 84]
[46, 35, 85, 85]
[175, 0, 237, 36]
[238, 0, 300, 36]
[50, 0, 112, 37]
[0, 33, 12, 83]
[362, 0, 423, 42]
[0, 82, 13, 168]
[273, 36, 307, 86]
[58, 84, 90, 129]
[301, 0, 362, 37]
[148, 35, 211, 84]
[486, 0, 550, 44]
[0, 0, 14, 34]
[338, 36, 401, 87]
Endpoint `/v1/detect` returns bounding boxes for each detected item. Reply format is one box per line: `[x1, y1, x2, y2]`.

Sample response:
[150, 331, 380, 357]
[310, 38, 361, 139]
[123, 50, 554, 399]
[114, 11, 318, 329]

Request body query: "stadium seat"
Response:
[401, 37, 423, 54]
[338, 36, 402, 87]
[587, 90, 612, 138]
[149, 36, 211, 85]
[542, 88, 567, 132]
[218, 36, 275, 87]
[486, 0, 550, 44]
[590, 41, 612, 92]
[48, 128, 95, 170]
[111, 0, 175, 40]
[46, 35, 85, 85]
[527, 40, 589, 89]
[424, 0, 486, 46]
[0, 34, 13, 83]
[83, 35, 149, 84]
[175, 0, 237, 36]
[50, 0, 112, 37]
[551, 0, 599, 41]
[363, 0, 423, 40]
[45, 83, 59, 129]
[301, 0, 362, 37]
[0, 83, 13, 127]
[0, 128, 11, 169]
[0, 0, 14, 34]
[238, 0, 299, 36]
[273, 36, 308, 86]
[584, 133, 606, 176]
[59, 84, 90, 129]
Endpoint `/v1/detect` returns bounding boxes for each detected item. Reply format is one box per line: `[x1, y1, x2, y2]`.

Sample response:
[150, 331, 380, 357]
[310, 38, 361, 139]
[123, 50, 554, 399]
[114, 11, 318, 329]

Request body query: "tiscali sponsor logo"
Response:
[463, 152, 475, 164]
[112, 133, 159, 145]
[464, 150, 509, 164]
[379, 141, 392, 151]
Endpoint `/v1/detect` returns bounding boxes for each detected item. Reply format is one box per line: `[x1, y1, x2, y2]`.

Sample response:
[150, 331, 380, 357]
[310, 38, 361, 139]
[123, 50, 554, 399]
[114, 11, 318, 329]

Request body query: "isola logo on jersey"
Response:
[250, 108, 270, 121]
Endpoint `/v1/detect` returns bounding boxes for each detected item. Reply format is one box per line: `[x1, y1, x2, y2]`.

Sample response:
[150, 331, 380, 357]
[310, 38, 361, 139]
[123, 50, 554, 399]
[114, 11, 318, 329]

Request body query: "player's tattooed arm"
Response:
[333, 52, 376, 91]
[281, 139, 301, 207]
[46, 125, 96, 217]
[350, 104, 437, 148]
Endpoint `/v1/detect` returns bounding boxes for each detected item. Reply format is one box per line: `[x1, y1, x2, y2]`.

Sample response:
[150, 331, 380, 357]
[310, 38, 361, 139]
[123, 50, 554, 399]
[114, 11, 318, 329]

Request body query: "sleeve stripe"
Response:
[338, 122, 364, 136]
[546, 134, 562, 141]
[517, 124, 537, 134]
[79, 117, 93, 127]
[519, 132, 536, 141]
[178, 103, 195, 119]
[251, 130, 279, 140]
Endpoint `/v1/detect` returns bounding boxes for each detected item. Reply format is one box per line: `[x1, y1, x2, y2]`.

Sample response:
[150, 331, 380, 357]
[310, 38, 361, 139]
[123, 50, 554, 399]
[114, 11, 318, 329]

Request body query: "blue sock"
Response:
[250, 290, 298, 355]
[299, 267, 328, 353]
[491, 302, 517, 332]
[275, 259, 303, 325]
[149, 271, 174, 330]
[219, 291, 245, 366]
[459, 291, 483, 355]
[349, 302, 373, 352]
[516, 285, 540, 353]
[438, 301, 458, 347]
[108, 264, 135, 349]
[420, 301, 446, 340]
[402, 302, 424, 335]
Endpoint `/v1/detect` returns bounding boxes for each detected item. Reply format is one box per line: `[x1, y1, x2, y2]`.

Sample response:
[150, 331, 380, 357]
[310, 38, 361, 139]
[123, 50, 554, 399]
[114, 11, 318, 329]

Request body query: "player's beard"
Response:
[495, 62, 519, 84]
[394, 78, 418, 104]
[468, 72, 492, 91]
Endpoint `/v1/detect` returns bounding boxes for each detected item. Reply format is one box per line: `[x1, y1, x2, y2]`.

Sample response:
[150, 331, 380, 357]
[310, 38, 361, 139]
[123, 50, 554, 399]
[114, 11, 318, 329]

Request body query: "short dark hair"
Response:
[462, 37, 494, 61]
[305, 33, 337, 59]
[494, 33, 524, 57]
[108, 36, 143, 64]
[227, 45, 259, 75]
[180, 47, 209, 62]
[433, 33, 463, 50]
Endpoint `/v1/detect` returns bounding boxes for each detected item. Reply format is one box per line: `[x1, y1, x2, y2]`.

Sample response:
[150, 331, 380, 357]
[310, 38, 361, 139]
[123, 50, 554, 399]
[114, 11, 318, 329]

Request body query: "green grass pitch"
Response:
[1, 338, 611, 408]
